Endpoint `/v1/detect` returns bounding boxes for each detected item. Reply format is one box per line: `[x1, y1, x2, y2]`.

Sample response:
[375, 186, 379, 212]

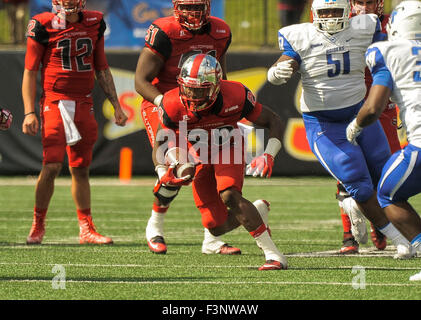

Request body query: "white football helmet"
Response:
[312, 0, 351, 34]
[387, 0, 421, 41]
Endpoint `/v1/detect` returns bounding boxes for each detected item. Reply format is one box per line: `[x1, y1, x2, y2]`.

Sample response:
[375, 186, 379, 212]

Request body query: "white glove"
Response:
[346, 118, 363, 146]
[267, 60, 294, 85]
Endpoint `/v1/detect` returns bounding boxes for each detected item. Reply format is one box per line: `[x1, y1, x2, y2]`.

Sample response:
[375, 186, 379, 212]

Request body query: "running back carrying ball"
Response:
[165, 147, 196, 179]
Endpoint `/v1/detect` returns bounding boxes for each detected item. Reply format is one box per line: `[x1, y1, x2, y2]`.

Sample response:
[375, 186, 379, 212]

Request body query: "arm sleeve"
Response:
[278, 30, 301, 65]
[24, 37, 45, 71]
[365, 46, 393, 90]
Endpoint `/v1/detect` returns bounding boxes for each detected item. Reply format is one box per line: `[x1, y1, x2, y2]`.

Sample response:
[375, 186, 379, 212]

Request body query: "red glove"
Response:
[154, 162, 192, 191]
[246, 153, 274, 178]
[0, 108, 12, 131]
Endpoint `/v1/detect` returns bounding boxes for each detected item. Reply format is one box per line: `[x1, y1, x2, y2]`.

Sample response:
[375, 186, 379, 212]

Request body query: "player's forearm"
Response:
[356, 85, 391, 128]
[134, 78, 162, 104]
[22, 69, 38, 114]
[95, 68, 121, 110]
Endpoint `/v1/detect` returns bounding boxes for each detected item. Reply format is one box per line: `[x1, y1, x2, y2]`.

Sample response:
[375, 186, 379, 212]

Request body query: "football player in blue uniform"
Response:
[347, 0, 421, 263]
[268, 0, 414, 258]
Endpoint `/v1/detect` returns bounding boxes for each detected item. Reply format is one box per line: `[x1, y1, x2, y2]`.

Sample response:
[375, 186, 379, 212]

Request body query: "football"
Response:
[164, 147, 196, 179]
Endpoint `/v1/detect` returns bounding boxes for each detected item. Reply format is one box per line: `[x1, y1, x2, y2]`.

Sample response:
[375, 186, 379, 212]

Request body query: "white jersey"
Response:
[366, 39, 421, 148]
[278, 14, 382, 112]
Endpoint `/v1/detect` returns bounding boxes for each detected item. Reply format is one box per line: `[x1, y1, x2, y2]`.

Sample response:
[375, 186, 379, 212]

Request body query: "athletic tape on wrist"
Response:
[153, 94, 163, 107]
[264, 138, 282, 158]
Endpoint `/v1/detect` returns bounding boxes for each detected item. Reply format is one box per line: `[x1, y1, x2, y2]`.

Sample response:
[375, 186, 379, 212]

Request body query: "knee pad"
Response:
[153, 183, 181, 206]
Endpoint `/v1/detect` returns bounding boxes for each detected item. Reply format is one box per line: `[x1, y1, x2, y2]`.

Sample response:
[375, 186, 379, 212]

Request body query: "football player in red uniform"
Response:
[337, 0, 401, 254]
[22, 0, 128, 245]
[135, 0, 248, 255]
[0, 108, 12, 130]
[153, 54, 286, 270]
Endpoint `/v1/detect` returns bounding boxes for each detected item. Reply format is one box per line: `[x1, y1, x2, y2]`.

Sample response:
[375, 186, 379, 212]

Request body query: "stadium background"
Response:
[0, 0, 405, 176]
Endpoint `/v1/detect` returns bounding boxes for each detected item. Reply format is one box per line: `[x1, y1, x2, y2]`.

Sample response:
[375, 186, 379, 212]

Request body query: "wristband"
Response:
[264, 138, 282, 158]
[153, 94, 163, 107]
[24, 111, 35, 117]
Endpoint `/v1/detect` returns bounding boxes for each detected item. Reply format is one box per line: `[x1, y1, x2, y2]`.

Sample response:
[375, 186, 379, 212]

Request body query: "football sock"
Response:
[34, 207, 47, 218]
[146, 204, 168, 240]
[340, 206, 352, 234]
[251, 223, 284, 262]
[410, 233, 421, 252]
[202, 228, 225, 252]
[379, 222, 410, 246]
[76, 208, 91, 219]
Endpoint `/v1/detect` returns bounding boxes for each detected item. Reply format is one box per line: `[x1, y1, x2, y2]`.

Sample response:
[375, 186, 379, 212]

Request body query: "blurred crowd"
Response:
[2, 0, 29, 45]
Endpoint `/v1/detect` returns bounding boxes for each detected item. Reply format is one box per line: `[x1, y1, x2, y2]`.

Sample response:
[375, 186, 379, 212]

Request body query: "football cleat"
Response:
[79, 216, 113, 245]
[147, 236, 167, 254]
[370, 223, 387, 250]
[258, 259, 287, 271]
[26, 213, 46, 245]
[339, 236, 359, 254]
[394, 243, 417, 260]
[341, 197, 368, 244]
[219, 243, 241, 255]
[409, 271, 421, 281]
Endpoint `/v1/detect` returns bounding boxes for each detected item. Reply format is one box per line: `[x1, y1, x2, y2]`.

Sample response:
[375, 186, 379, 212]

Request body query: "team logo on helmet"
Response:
[177, 54, 222, 112]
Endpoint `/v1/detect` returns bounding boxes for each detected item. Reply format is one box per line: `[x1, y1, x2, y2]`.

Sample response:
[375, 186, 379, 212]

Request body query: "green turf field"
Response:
[0, 176, 420, 300]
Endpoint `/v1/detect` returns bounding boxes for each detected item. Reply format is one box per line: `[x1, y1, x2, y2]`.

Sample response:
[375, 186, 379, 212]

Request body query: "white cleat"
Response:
[394, 243, 417, 260]
[409, 271, 421, 281]
[342, 197, 368, 244]
[202, 238, 227, 254]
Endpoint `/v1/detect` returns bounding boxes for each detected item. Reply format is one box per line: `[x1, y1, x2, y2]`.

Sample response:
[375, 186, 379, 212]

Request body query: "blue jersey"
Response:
[278, 14, 384, 113]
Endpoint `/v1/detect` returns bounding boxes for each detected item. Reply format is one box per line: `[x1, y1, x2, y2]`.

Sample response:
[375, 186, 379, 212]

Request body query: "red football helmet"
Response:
[53, 0, 86, 14]
[351, 0, 384, 16]
[173, 0, 211, 30]
[177, 54, 222, 112]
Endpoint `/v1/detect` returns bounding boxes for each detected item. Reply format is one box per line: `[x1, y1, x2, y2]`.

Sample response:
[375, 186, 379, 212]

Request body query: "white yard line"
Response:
[1, 278, 420, 287]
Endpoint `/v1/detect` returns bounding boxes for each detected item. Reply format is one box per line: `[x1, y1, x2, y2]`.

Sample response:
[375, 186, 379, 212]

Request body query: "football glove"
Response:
[155, 164, 192, 187]
[267, 60, 294, 85]
[346, 118, 363, 146]
[246, 153, 274, 178]
[0, 108, 12, 130]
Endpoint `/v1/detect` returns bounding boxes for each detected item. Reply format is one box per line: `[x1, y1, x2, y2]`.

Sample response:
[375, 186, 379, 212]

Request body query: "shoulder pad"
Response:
[279, 23, 313, 52]
[153, 16, 193, 40]
[31, 12, 56, 26]
[161, 89, 183, 128]
[349, 13, 378, 35]
[81, 10, 104, 26]
[207, 17, 231, 39]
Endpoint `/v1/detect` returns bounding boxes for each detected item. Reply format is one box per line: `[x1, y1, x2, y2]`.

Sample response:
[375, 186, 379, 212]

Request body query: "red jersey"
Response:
[159, 80, 262, 161]
[25, 10, 108, 100]
[145, 16, 231, 95]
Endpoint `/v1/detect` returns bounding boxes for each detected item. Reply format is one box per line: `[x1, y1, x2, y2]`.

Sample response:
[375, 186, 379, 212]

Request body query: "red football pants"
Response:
[40, 97, 97, 167]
